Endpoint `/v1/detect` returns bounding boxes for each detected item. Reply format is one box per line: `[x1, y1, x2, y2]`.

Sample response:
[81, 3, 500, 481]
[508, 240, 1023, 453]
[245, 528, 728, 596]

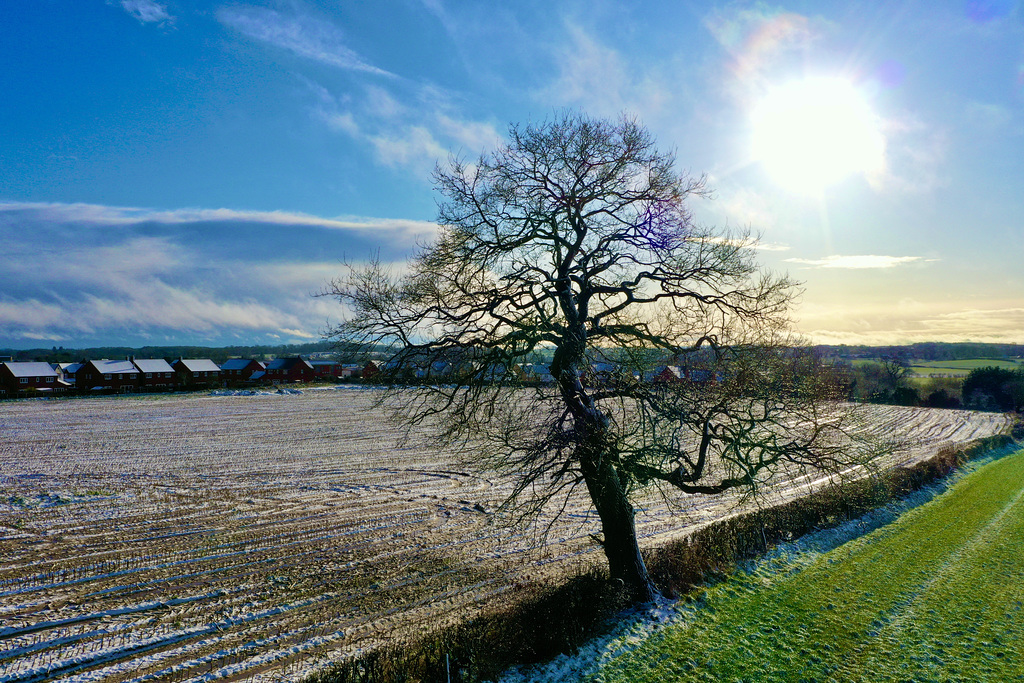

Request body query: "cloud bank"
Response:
[0, 202, 428, 347]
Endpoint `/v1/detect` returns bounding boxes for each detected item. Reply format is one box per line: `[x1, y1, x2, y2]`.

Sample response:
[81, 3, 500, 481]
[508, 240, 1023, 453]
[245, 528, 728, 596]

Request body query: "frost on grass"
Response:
[497, 442, 1021, 683]
[0, 391, 1009, 682]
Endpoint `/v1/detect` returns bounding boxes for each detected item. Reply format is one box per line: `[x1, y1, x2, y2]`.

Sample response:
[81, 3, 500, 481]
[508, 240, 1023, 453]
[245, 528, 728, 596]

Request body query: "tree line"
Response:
[0, 341, 336, 365]
[819, 342, 1024, 362]
[842, 360, 1024, 412]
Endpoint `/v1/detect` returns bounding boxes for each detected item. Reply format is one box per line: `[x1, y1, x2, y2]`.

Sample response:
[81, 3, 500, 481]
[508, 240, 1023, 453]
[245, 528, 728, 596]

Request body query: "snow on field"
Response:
[0, 389, 1010, 681]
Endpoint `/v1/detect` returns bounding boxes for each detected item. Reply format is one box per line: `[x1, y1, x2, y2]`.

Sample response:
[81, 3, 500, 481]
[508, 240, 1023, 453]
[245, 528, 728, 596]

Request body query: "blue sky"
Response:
[1, 0, 1022, 349]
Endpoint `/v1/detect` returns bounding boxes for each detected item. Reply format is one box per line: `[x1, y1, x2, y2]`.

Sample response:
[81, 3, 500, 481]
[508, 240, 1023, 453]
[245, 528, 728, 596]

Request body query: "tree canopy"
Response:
[325, 112, 878, 601]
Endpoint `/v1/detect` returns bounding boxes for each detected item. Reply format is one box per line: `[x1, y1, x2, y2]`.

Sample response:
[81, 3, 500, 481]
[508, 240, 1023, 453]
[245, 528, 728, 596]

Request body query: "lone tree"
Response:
[325, 112, 876, 602]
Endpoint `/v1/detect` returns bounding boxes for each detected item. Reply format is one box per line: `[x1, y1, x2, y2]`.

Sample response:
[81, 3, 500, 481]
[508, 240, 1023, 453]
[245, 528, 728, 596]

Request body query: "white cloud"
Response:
[699, 235, 790, 252]
[785, 254, 929, 269]
[0, 201, 433, 345]
[536, 23, 668, 119]
[119, 0, 172, 24]
[0, 201, 439, 239]
[868, 114, 949, 194]
[711, 187, 779, 232]
[435, 114, 503, 156]
[0, 298, 65, 333]
[368, 126, 449, 170]
[217, 4, 394, 77]
[797, 303, 1024, 345]
[919, 308, 1024, 338]
[364, 85, 407, 119]
[310, 79, 501, 175]
[705, 8, 824, 106]
[279, 327, 318, 339]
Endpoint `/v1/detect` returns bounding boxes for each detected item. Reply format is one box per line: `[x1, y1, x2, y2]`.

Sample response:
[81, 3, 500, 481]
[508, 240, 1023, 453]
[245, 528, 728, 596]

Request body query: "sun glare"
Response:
[751, 77, 885, 194]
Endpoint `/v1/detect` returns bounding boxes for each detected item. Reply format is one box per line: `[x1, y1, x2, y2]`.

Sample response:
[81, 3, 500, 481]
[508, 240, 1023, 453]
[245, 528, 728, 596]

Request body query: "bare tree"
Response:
[324, 112, 878, 602]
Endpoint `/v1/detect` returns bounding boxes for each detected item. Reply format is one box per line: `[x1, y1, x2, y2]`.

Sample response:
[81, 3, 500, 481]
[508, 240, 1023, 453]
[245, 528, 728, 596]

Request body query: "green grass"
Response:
[595, 449, 1024, 682]
[911, 358, 1020, 377]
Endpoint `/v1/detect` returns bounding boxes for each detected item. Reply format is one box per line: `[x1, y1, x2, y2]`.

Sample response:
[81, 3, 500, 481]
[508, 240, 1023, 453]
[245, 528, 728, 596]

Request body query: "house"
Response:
[521, 363, 554, 384]
[171, 359, 222, 388]
[340, 364, 363, 379]
[585, 361, 624, 387]
[76, 360, 140, 393]
[0, 361, 66, 396]
[310, 360, 346, 380]
[413, 360, 455, 380]
[132, 358, 177, 391]
[688, 368, 722, 384]
[646, 365, 685, 383]
[220, 359, 266, 383]
[54, 362, 83, 386]
[264, 356, 315, 383]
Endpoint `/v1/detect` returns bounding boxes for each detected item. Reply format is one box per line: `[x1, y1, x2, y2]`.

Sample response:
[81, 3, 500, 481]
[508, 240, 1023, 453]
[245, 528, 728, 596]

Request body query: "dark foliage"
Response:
[962, 366, 1024, 412]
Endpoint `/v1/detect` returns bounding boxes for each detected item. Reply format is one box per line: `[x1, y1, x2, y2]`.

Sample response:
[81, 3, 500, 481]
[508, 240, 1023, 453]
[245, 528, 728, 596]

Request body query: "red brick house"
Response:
[171, 359, 221, 388]
[0, 361, 66, 397]
[77, 360, 140, 393]
[264, 356, 315, 383]
[133, 358, 177, 391]
[220, 359, 266, 384]
[310, 360, 346, 380]
[646, 365, 685, 383]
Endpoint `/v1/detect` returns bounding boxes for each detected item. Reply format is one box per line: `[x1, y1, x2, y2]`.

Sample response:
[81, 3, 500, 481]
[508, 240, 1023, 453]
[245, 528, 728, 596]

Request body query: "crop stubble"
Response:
[0, 388, 1010, 681]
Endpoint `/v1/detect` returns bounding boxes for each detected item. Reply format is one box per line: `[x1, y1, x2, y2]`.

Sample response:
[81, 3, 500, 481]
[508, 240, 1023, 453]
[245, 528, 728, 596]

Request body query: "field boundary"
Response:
[306, 430, 1021, 683]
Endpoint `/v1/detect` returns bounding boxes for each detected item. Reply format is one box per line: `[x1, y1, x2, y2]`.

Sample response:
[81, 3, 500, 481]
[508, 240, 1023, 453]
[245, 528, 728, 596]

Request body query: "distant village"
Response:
[0, 354, 715, 399]
[0, 356, 370, 398]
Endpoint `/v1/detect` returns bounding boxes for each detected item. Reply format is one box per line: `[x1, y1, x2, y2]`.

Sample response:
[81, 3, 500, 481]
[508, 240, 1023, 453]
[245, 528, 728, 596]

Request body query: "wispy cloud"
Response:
[869, 114, 949, 194]
[217, 4, 394, 77]
[785, 254, 930, 269]
[920, 307, 1024, 339]
[0, 202, 429, 346]
[699, 235, 790, 252]
[705, 8, 822, 104]
[312, 81, 501, 176]
[536, 23, 669, 120]
[118, 0, 172, 24]
[0, 201, 438, 239]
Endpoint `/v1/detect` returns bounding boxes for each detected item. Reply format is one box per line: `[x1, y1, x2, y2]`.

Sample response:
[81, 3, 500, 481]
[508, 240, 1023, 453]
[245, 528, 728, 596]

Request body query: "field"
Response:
[0, 388, 1012, 682]
[586, 447, 1024, 683]
[909, 358, 1021, 377]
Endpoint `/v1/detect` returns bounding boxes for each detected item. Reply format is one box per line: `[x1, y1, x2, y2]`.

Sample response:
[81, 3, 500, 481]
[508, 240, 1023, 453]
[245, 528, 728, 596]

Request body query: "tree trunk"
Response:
[553, 329, 657, 603]
[580, 446, 658, 603]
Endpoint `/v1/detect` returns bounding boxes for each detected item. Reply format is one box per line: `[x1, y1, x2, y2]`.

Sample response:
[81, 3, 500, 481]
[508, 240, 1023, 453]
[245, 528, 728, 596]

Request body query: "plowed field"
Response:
[0, 388, 1010, 681]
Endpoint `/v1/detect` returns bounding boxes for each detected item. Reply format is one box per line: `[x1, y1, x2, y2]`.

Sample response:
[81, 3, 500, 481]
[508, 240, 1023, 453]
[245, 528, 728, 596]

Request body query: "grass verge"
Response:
[595, 445, 1024, 682]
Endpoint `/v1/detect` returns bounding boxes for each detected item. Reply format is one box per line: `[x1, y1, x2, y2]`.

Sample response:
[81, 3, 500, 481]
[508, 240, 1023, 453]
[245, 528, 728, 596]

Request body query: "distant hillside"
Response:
[817, 342, 1024, 361]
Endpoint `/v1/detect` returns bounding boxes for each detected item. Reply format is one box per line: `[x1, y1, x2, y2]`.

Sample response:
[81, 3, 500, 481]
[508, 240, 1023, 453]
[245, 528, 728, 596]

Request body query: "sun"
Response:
[750, 77, 885, 194]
